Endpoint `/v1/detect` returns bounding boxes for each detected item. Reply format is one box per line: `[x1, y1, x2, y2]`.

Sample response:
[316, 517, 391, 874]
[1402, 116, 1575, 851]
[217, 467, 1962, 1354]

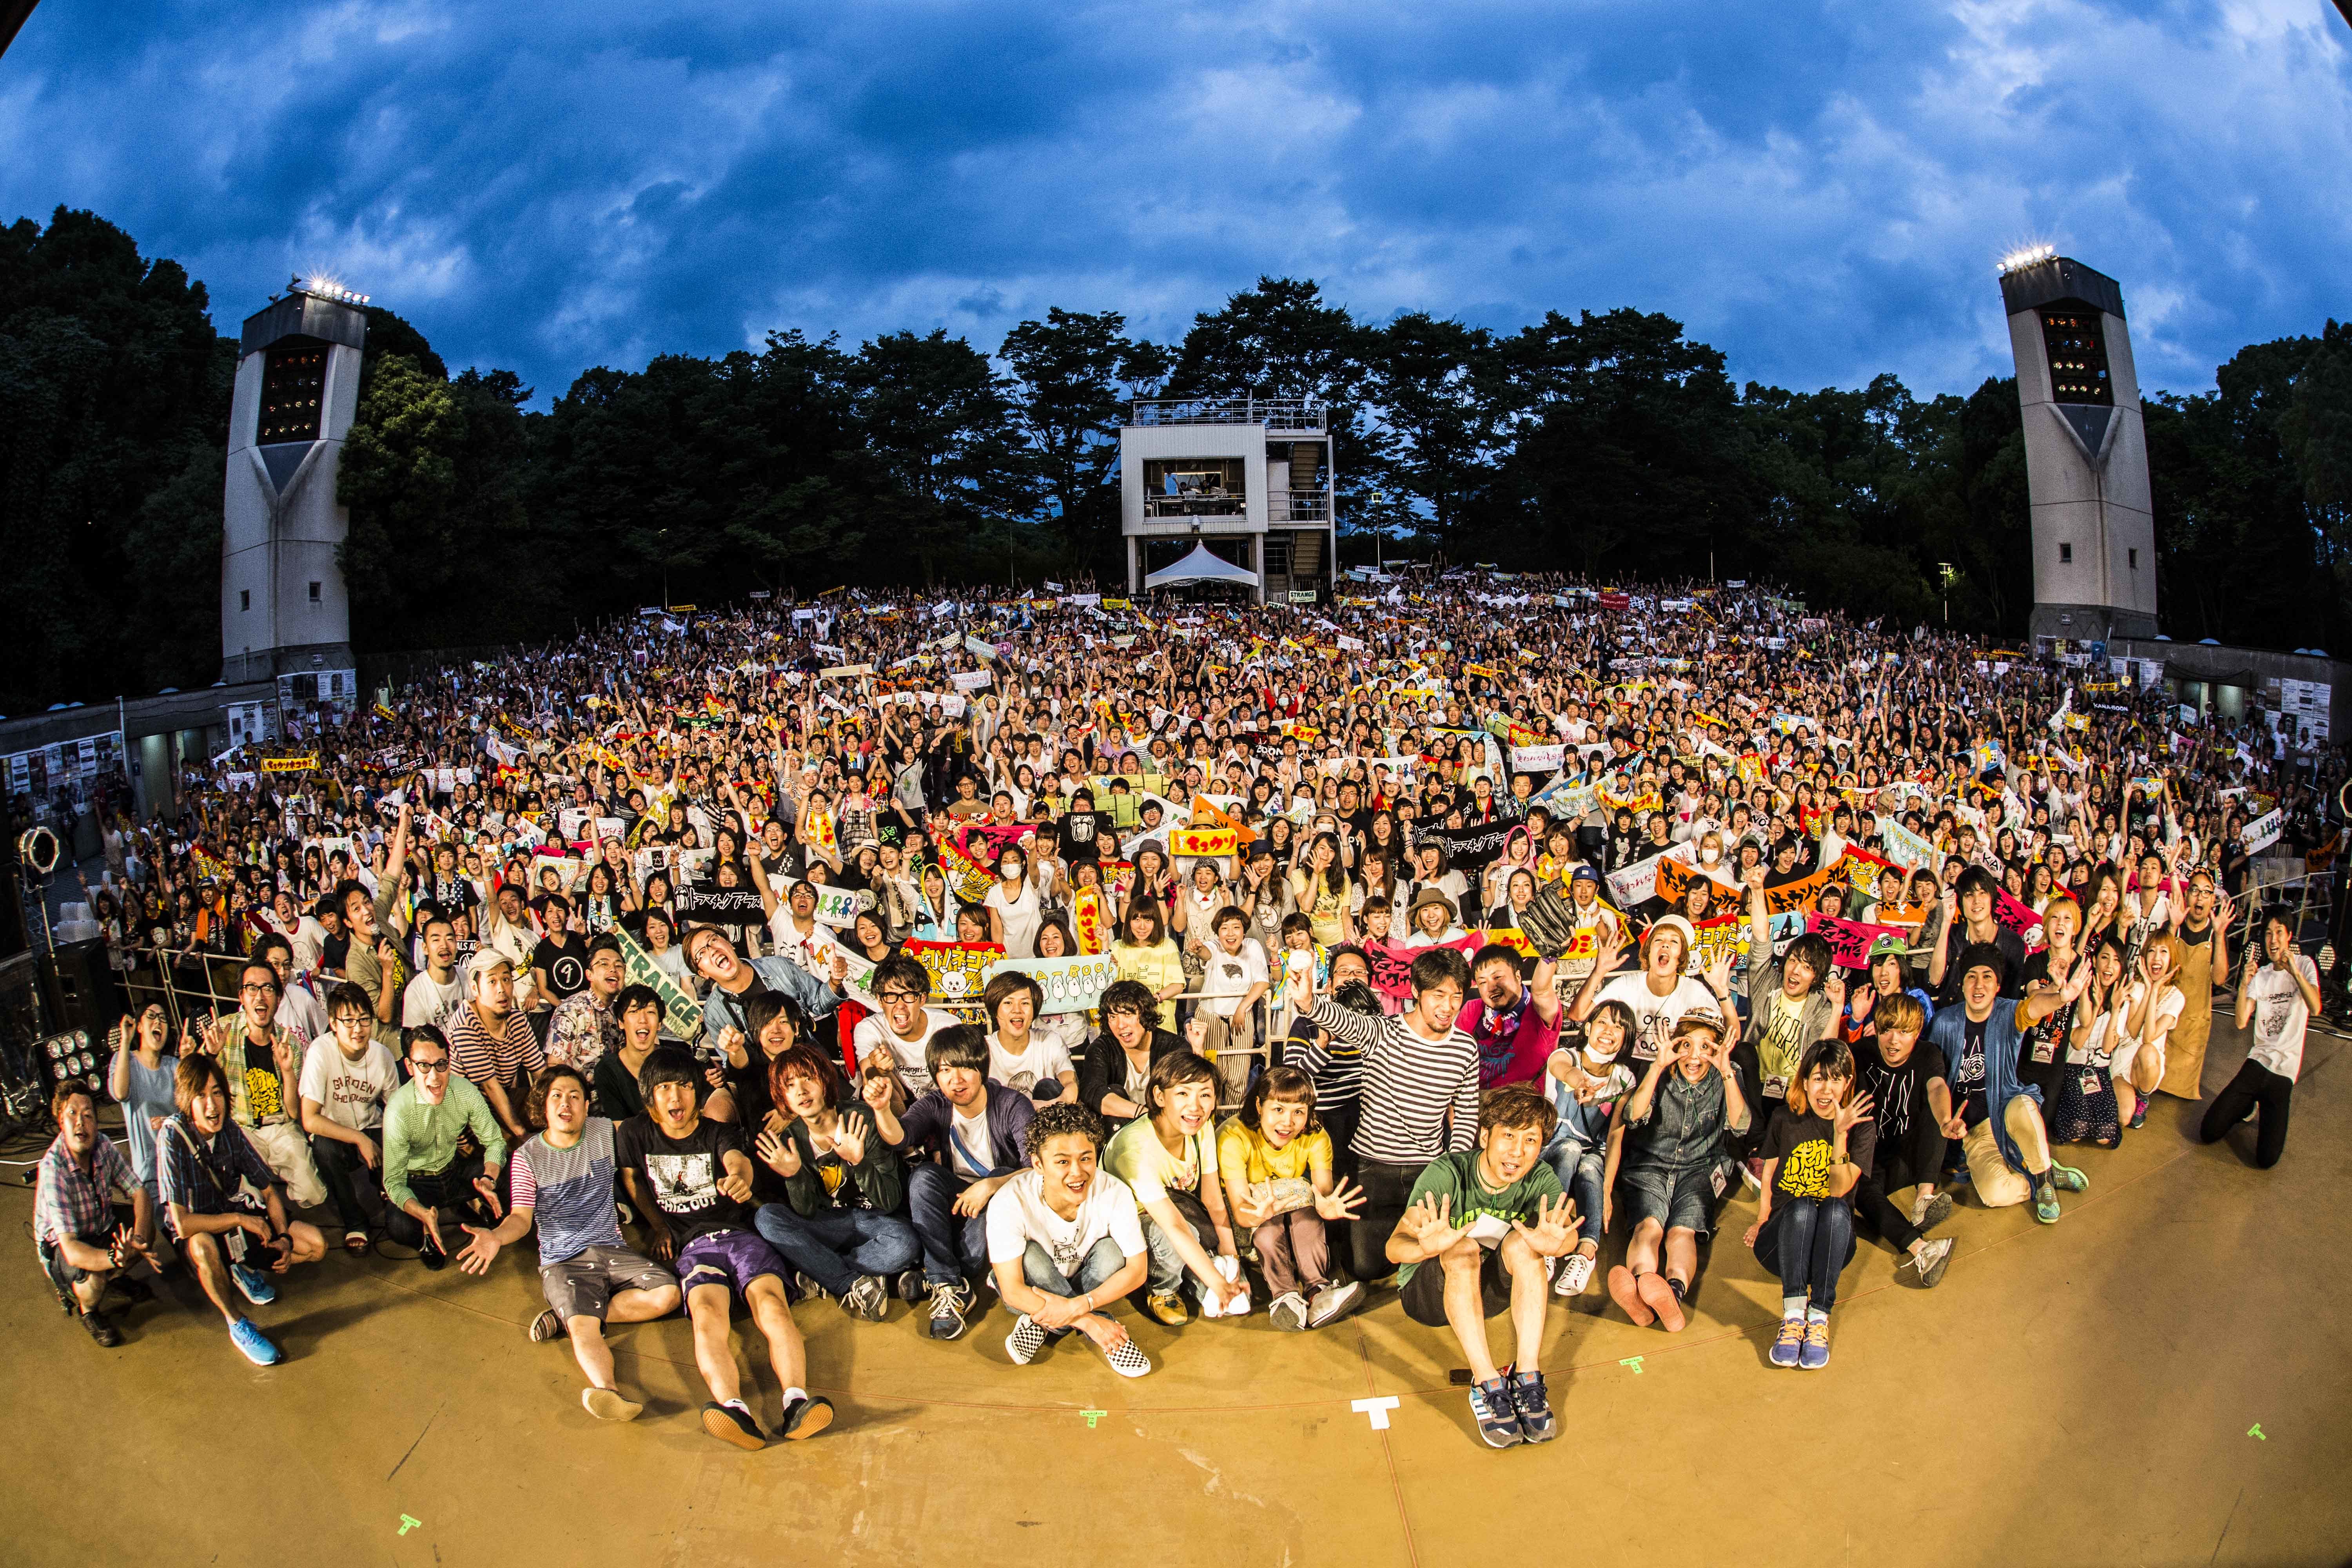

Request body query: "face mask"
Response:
[1700, 848, 1720, 864]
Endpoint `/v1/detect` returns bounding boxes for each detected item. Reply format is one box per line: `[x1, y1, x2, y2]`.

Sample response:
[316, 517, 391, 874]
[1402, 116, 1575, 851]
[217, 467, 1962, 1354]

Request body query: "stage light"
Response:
[1995, 243, 2056, 278]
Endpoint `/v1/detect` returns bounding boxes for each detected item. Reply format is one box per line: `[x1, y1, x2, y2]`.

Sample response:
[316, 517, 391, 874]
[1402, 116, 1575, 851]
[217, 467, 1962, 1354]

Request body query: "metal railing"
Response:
[1131, 397, 1327, 430]
[1143, 494, 1248, 519]
[1269, 489, 1330, 523]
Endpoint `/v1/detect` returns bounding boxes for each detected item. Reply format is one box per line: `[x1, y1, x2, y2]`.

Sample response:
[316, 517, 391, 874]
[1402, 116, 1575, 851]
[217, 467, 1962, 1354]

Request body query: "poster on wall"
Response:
[2281, 679, 2331, 743]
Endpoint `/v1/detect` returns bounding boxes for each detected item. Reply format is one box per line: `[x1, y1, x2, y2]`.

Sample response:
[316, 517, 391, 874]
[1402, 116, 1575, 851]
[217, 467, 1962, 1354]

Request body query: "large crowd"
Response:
[28, 574, 2345, 1450]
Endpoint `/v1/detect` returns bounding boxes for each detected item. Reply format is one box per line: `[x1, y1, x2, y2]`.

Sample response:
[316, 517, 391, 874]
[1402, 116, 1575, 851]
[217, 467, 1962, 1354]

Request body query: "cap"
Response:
[1570, 863, 1601, 884]
[1645, 914, 1698, 954]
[1867, 934, 1907, 963]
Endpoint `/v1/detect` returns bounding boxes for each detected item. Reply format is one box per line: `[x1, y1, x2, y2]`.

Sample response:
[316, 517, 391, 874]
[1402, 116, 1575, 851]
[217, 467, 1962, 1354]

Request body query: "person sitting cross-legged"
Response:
[618, 1047, 833, 1450]
[1385, 1084, 1581, 1450]
[985, 1102, 1154, 1377]
[457, 1064, 681, 1423]
[157, 1054, 328, 1366]
[749, 1046, 920, 1321]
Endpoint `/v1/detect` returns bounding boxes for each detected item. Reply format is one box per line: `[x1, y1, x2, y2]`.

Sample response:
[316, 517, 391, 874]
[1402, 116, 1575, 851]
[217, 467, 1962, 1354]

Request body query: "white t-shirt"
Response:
[286, 914, 328, 974]
[853, 1007, 964, 1098]
[769, 912, 840, 976]
[276, 982, 331, 1047]
[402, 970, 465, 1032]
[297, 1035, 399, 1132]
[985, 879, 1043, 959]
[987, 1030, 1074, 1097]
[1198, 937, 1269, 1016]
[947, 1104, 997, 1179]
[985, 1168, 1148, 1273]
[1595, 971, 1724, 1063]
[2246, 956, 2318, 1081]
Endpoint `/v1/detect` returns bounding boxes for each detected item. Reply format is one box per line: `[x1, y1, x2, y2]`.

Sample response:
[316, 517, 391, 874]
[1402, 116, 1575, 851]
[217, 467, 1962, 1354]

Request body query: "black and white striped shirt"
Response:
[1304, 1000, 1480, 1166]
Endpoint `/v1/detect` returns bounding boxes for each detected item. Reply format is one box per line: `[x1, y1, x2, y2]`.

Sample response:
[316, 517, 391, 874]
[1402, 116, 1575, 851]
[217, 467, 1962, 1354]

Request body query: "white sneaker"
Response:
[1269, 1291, 1309, 1331]
[1093, 1332, 1152, 1378]
[1554, 1251, 1597, 1298]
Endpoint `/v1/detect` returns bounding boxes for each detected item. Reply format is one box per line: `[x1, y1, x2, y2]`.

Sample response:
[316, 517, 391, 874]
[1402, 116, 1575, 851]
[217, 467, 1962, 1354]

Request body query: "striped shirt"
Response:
[448, 1003, 546, 1090]
[510, 1118, 624, 1265]
[1303, 1000, 1479, 1165]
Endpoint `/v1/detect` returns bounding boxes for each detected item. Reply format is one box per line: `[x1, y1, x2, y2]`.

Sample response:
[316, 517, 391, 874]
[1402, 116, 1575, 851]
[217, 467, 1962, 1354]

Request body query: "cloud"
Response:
[3, 0, 2346, 405]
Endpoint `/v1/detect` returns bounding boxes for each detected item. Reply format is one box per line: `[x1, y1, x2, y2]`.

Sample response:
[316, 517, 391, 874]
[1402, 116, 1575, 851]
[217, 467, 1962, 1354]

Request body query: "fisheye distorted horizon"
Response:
[3, 0, 2348, 404]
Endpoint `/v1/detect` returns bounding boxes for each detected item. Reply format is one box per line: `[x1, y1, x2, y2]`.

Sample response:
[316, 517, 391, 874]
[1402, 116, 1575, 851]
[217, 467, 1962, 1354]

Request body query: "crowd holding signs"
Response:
[29, 570, 2346, 1452]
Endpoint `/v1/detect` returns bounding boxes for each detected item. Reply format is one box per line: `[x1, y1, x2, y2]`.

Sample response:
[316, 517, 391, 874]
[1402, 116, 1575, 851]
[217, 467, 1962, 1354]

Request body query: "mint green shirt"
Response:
[381, 1072, 506, 1211]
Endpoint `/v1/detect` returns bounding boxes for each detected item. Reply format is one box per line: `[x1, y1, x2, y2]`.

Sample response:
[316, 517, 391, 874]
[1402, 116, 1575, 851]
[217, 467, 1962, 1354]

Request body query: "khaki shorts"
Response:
[540, 1243, 677, 1322]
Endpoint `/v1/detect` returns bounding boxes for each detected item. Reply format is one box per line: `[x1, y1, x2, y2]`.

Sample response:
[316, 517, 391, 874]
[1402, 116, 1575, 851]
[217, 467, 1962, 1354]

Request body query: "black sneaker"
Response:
[80, 1309, 123, 1348]
[779, 1394, 834, 1441]
[1469, 1376, 1525, 1449]
[895, 1269, 926, 1303]
[841, 1275, 890, 1321]
[1510, 1370, 1557, 1443]
[700, 1401, 765, 1451]
[927, 1281, 973, 1341]
[109, 1274, 154, 1305]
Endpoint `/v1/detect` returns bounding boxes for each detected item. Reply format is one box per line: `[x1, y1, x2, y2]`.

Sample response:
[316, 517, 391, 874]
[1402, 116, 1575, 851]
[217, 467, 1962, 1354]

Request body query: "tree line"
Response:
[4, 205, 2348, 714]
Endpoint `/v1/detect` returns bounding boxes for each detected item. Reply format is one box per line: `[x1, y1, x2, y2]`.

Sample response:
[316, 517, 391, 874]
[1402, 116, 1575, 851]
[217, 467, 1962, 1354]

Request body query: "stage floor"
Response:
[5, 1014, 2347, 1568]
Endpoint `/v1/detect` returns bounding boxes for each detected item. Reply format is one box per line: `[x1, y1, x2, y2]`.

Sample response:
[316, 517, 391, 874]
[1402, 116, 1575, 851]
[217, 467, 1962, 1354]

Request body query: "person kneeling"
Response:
[157, 1055, 327, 1366]
[750, 1047, 920, 1321]
[1386, 1085, 1581, 1449]
[1745, 1040, 1875, 1371]
[456, 1065, 681, 1422]
[619, 1048, 833, 1450]
[984, 1103, 1153, 1377]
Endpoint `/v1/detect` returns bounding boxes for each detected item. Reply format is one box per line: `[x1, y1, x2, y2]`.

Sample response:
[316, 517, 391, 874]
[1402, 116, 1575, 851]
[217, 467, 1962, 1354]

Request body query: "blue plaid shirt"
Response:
[33, 1133, 136, 1251]
[155, 1115, 278, 1239]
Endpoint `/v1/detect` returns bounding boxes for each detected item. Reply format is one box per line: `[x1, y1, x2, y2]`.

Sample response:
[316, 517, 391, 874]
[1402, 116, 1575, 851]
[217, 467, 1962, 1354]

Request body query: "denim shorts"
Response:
[1620, 1162, 1724, 1238]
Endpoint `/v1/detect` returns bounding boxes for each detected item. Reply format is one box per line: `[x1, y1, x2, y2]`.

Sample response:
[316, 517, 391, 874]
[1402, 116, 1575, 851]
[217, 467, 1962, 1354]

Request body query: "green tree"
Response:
[999, 308, 1168, 574]
[852, 329, 1027, 583]
[1359, 312, 1513, 552]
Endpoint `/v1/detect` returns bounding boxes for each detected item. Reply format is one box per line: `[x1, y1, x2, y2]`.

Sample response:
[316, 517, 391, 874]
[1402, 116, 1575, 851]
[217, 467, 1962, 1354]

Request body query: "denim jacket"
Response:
[1926, 997, 2037, 1174]
[1621, 1067, 1746, 1179]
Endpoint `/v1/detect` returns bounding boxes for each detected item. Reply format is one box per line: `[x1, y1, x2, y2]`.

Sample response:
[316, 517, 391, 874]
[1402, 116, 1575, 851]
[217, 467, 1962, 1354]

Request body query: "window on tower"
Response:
[258, 336, 330, 443]
[2038, 309, 2113, 407]
[2059, 543, 2073, 564]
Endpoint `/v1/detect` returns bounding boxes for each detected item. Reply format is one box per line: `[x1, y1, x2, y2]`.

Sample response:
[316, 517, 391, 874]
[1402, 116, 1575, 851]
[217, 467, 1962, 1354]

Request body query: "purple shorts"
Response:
[675, 1229, 786, 1300]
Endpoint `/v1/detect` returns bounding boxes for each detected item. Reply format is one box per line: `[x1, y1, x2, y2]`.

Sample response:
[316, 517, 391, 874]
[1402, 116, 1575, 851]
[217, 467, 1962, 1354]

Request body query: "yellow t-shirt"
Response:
[1114, 937, 1186, 994]
[1103, 1114, 1218, 1210]
[1216, 1119, 1331, 1193]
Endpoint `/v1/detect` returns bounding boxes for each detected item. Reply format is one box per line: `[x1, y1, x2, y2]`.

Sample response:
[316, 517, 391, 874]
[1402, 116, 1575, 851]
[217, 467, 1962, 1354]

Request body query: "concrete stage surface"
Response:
[4, 1013, 2347, 1568]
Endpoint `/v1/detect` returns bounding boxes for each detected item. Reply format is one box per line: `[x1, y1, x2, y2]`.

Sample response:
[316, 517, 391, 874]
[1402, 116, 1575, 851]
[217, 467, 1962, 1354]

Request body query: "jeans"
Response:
[310, 1132, 389, 1234]
[1022, 1237, 1130, 1301]
[1851, 1112, 1948, 1252]
[1541, 1134, 1606, 1246]
[908, 1163, 991, 1287]
[1753, 1195, 1856, 1314]
[752, 1203, 920, 1298]
[1197, 1007, 1259, 1103]
[385, 1153, 488, 1255]
[2199, 1059, 2294, 1169]
[1140, 1187, 1218, 1295]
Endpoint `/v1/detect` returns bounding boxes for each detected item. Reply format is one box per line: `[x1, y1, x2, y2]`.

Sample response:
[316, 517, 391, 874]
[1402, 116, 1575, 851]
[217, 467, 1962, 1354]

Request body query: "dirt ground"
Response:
[5, 1013, 2347, 1568]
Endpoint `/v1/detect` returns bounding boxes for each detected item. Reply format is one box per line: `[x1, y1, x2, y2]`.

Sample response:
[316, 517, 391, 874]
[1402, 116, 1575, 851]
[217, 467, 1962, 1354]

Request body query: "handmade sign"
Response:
[810, 884, 869, 929]
[2243, 809, 2283, 855]
[613, 923, 702, 1040]
[1072, 885, 1109, 955]
[1684, 913, 1749, 975]
[984, 951, 1121, 1015]
[261, 755, 319, 773]
[1804, 913, 1915, 970]
[904, 938, 1005, 1001]
[1169, 824, 1239, 860]
[1654, 854, 1739, 909]
[1604, 851, 1664, 909]
[950, 670, 993, 693]
[1510, 744, 1565, 773]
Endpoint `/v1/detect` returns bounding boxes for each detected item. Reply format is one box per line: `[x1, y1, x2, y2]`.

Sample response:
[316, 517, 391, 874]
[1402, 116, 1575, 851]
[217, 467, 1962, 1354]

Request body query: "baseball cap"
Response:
[1570, 863, 1601, 884]
[1867, 935, 1907, 963]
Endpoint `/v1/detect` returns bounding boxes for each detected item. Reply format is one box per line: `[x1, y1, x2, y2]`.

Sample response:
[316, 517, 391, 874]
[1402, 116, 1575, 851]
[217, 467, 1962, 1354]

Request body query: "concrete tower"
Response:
[1999, 249, 2157, 644]
[221, 279, 368, 684]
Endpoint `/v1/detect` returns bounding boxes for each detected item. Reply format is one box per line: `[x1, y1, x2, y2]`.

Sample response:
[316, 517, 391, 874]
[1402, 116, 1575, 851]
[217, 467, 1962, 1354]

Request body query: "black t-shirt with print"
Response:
[2015, 951, 2071, 1095]
[1950, 1014, 1991, 1127]
[533, 934, 589, 1000]
[615, 1114, 753, 1245]
[1759, 1105, 1876, 1201]
[1060, 811, 1103, 864]
[1851, 1036, 1947, 1149]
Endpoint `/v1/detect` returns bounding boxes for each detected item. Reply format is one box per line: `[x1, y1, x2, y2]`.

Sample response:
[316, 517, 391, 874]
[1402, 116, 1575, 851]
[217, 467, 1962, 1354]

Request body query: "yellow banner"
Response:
[261, 754, 319, 773]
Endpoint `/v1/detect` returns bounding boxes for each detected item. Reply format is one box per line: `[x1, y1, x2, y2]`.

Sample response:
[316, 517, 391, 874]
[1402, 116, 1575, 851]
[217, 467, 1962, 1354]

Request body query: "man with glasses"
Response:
[201, 959, 328, 1209]
[686, 925, 842, 1068]
[299, 981, 400, 1252]
[381, 1027, 508, 1270]
[850, 955, 962, 1102]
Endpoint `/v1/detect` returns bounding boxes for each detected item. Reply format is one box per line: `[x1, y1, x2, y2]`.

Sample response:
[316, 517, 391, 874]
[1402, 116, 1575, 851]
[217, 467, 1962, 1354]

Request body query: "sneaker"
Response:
[417, 1234, 448, 1272]
[2049, 1162, 2089, 1193]
[228, 1317, 282, 1366]
[615, 1200, 634, 1227]
[1739, 1158, 1764, 1193]
[1638, 1272, 1686, 1333]
[894, 1269, 926, 1303]
[2128, 1093, 2149, 1130]
[342, 1229, 370, 1256]
[1770, 1317, 1804, 1367]
[581, 1386, 642, 1422]
[2033, 1181, 2061, 1224]
[779, 1394, 834, 1439]
[1904, 1236, 1954, 1288]
[1306, 1280, 1364, 1328]
[1554, 1251, 1597, 1298]
[701, 1401, 765, 1450]
[1469, 1376, 1525, 1448]
[841, 1275, 890, 1322]
[1145, 1290, 1191, 1327]
[927, 1281, 974, 1341]
[230, 1262, 277, 1307]
[794, 1271, 830, 1302]
[1092, 1332, 1153, 1378]
[1799, 1319, 1831, 1370]
[1268, 1291, 1309, 1331]
[80, 1309, 123, 1347]
[1915, 1192, 1954, 1233]
[1005, 1314, 1049, 1365]
[1510, 1370, 1557, 1443]
[528, 1308, 565, 1343]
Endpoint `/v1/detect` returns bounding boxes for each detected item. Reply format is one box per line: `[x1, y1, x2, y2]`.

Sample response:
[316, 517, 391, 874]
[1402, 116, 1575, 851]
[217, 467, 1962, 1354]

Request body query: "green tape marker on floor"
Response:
[397, 1515, 422, 1535]
[1620, 1356, 1645, 1375]
[1081, 1409, 1107, 1428]
[2248, 1424, 2265, 1441]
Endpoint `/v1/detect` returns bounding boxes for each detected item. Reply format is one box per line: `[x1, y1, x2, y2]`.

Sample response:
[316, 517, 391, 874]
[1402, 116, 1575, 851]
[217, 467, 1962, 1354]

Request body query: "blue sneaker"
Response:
[229, 1318, 282, 1366]
[1469, 1376, 1525, 1449]
[231, 1263, 277, 1306]
[1510, 1370, 1557, 1443]
[1798, 1319, 1831, 1370]
[1769, 1317, 1805, 1368]
[2048, 1163, 2089, 1194]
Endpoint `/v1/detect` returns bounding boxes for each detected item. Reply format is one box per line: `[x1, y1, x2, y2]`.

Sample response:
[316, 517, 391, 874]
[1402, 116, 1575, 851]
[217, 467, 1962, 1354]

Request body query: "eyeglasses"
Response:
[409, 1058, 452, 1075]
[241, 982, 281, 995]
[332, 1014, 371, 1029]
[878, 991, 924, 1003]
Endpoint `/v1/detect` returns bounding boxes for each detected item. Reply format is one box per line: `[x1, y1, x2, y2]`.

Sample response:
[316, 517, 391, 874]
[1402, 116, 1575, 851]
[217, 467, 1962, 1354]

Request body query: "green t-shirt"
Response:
[1395, 1149, 1563, 1286]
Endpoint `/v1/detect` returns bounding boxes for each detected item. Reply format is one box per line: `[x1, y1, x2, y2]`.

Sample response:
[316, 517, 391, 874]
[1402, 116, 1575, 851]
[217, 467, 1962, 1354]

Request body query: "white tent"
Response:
[1144, 542, 1260, 589]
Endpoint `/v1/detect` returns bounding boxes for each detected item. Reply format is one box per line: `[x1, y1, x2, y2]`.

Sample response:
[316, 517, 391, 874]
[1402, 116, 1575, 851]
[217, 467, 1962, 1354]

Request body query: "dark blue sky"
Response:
[5, 0, 2348, 406]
